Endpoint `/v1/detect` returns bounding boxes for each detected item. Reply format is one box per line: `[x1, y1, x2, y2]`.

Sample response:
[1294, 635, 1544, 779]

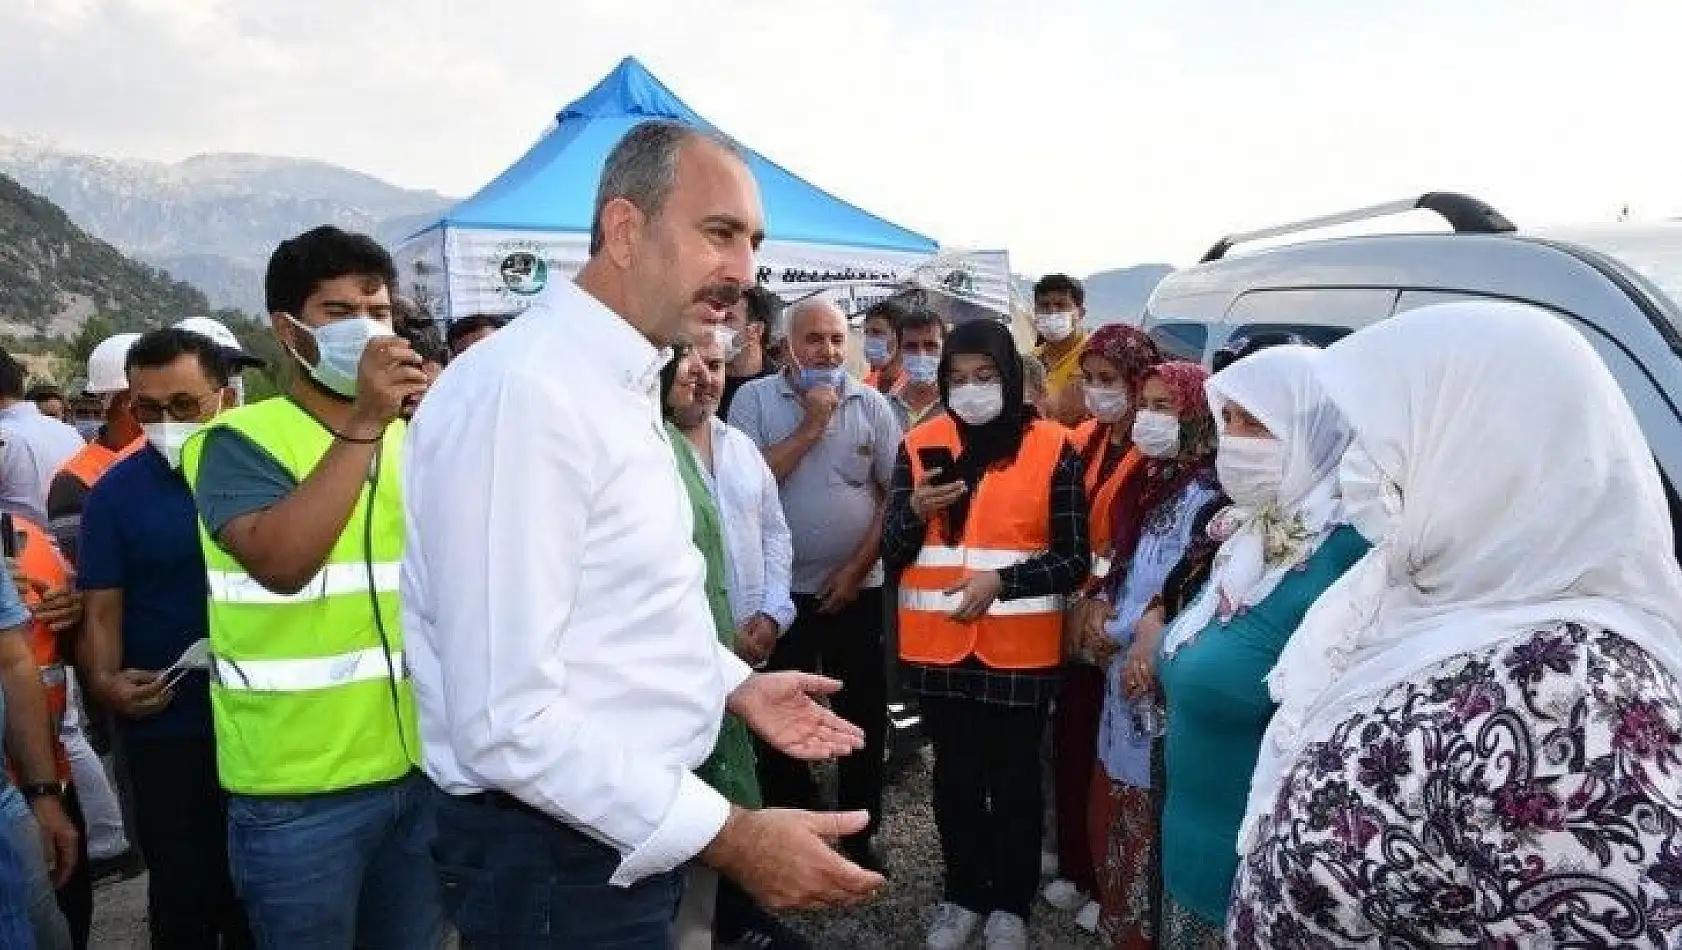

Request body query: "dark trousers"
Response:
[57, 786, 91, 950]
[1051, 663, 1105, 895]
[756, 588, 887, 844]
[922, 695, 1049, 921]
[126, 737, 252, 949]
[432, 785, 680, 949]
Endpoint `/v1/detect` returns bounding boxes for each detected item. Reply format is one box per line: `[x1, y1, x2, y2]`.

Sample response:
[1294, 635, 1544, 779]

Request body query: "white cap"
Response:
[85, 332, 143, 394]
[174, 316, 242, 352]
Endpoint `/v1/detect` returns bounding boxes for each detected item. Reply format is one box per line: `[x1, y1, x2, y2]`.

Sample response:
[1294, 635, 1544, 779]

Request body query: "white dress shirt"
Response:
[401, 281, 753, 887]
[694, 417, 797, 633]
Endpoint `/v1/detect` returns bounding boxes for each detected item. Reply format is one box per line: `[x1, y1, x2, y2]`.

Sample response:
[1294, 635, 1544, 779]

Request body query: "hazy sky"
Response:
[3, 0, 1679, 276]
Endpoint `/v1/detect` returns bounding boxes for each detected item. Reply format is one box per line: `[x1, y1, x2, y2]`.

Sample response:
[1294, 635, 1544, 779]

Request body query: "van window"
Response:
[1393, 290, 1482, 314]
[1225, 288, 1397, 331]
[1148, 322, 1208, 361]
[1227, 323, 1352, 349]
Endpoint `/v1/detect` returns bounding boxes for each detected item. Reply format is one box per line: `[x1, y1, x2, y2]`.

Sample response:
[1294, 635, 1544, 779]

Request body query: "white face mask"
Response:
[1217, 434, 1285, 508]
[1132, 409, 1182, 458]
[143, 420, 206, 469]
[947, 382, 1004, 426]
[1085, 385, 1130, 424]
[284, 314, 393, 399]
[1034, 311, 1077, 343]
[1338, 442, 1401, 543]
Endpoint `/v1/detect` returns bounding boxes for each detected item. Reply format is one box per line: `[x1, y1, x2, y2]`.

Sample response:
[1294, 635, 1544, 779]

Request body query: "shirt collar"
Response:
[557, 281, 671, 396]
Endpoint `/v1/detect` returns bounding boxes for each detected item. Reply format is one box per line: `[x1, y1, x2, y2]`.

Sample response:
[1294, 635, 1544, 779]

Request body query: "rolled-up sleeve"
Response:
[407, 370, 731, 886]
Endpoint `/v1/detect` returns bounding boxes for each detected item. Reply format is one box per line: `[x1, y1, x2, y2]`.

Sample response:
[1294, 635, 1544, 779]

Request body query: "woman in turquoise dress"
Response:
[1140, 346, 1367, 946]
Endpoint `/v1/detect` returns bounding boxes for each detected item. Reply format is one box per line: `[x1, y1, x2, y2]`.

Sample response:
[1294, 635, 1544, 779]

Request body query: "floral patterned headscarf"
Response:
[1080, 324, 1162, 396]
[1107, 360, 1216, 575]
[1143, 361, 1216, 459]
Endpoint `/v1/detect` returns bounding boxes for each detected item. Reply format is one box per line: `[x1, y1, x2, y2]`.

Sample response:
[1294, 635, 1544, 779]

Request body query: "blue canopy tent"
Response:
[398, 57, 941, 323]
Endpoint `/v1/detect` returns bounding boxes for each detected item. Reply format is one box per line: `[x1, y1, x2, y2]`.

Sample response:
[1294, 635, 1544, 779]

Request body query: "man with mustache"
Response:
[727, 297, 904, 875]
[403, 120, 884, 948]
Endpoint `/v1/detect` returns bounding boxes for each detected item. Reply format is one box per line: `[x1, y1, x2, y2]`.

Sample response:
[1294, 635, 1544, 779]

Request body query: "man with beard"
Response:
[403, 120, 883, 948]
[728, 297, 903, 875]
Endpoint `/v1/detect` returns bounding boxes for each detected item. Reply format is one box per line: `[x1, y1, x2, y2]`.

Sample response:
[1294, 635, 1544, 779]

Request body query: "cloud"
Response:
[4, 0, 1682, 276]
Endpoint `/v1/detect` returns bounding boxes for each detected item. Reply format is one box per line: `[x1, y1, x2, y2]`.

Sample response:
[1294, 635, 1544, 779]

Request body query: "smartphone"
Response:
[0, 513, 15, 559]
[916, 446, 959, 485]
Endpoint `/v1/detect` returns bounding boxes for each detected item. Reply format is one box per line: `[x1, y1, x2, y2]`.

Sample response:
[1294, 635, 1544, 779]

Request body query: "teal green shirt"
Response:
[1156, 525, 1368, 925]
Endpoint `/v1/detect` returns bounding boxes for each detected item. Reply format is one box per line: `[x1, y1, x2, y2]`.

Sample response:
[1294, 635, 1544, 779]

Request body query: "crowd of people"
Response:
[0, 115, 1678, 950]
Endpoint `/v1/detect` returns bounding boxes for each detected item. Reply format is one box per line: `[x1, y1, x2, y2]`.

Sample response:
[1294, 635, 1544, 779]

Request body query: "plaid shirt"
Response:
[884, 441, 1090, 707]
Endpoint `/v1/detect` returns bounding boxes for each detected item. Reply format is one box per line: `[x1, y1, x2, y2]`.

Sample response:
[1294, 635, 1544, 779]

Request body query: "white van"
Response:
[1140, 193, 1682, 561]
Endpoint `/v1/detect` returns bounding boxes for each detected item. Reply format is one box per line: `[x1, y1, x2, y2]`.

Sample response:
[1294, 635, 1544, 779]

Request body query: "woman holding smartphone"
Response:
[883, 319, 1091, 950]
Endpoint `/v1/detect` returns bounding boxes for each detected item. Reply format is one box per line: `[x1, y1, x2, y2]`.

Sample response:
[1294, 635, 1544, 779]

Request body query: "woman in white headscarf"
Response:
[1149, 346, 1369, 946]
[1229, 301, 1682, 948]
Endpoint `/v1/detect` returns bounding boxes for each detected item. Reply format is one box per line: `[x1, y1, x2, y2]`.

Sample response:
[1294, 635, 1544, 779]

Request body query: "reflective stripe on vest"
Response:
[206, 562, 400, 605]
[911, 545, 1040, 571]
[214, 646, 405, 692]
[898, 588, 1064, 617]
[1091, 554, 1113, 579]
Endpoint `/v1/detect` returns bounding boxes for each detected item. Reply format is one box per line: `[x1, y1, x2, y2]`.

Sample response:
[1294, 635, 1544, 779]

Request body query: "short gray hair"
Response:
[590, 120, 745, 255]
[784, 297, 845, 340]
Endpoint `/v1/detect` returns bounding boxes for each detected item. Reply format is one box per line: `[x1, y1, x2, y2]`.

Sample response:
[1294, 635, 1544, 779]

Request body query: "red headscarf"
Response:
[1106, 361, 1216, 576]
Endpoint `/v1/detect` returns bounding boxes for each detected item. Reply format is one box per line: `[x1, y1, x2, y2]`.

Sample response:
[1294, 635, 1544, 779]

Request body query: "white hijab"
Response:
[1162, 346, 1353, 655]
[1239, 300, 1682, 853]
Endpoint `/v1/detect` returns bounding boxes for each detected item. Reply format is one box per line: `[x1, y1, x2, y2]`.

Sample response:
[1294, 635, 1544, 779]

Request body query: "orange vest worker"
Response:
[898, 415, 1068, 670]
[56, 436, 144, 493]
[1070, 418, 1142, 585]
[4, 516, 74, 784]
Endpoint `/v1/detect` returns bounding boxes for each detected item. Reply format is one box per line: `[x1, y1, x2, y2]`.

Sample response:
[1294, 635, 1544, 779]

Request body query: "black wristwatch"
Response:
[19, 782, 61, 802]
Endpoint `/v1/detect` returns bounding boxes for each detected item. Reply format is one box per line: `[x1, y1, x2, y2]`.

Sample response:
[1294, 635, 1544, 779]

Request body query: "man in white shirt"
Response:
[0, 350, 86, 529]
[403, 120, 884, 949]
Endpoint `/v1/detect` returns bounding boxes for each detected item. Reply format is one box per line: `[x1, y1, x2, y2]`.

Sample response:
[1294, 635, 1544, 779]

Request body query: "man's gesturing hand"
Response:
[728, 671, 865, 761]
[702, 807, 885, 910]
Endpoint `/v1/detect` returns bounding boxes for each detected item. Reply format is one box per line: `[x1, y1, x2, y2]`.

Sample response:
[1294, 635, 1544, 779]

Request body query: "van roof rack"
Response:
[1199, 192, 1516, 263]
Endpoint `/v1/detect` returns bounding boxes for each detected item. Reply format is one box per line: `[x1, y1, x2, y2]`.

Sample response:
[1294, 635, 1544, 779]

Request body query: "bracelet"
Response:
[332, 428, 384, 445]
[20, 782, 60, 801]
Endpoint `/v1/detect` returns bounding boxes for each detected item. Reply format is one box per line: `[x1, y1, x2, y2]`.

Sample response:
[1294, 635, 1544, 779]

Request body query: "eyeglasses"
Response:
[131, 391, 221, 424]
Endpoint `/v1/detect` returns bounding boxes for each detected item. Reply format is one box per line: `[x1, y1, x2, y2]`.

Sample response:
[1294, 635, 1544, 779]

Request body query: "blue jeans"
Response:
[227, 771, 442, 950]
[4, 810, 72, 950]
[0, 815, 38, 950]
[431, 784, 682, 948]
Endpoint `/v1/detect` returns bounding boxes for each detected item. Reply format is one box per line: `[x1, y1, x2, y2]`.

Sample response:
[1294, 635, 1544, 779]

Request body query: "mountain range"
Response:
[0, 170, 212, 338]
[0, 135, 453, 314]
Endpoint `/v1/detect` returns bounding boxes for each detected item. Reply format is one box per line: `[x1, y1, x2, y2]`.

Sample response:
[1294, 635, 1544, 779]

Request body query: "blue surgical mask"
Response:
[798, 367, 847, 391]
[284, 314, 393, 399]
[903, 353, 940, 385]
[863, 336, 892, 368]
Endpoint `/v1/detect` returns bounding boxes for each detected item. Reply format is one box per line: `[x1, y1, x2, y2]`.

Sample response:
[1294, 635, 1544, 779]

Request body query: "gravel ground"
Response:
[788, 747, 1104, 950]
[91, 747, 1100, 949]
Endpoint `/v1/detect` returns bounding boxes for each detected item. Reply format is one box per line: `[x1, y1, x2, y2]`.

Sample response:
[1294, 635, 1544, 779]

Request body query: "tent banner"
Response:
[396, 228, 1010, 325]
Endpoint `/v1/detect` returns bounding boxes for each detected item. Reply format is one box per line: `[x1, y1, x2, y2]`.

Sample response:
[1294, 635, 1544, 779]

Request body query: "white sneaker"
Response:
[927, 902, 982, 950]
[1039, 850, 1059, 878]
[1075, 900, 1101, 933]
[1041, 878, 1085, 911]
[983, 911, 1029, 950]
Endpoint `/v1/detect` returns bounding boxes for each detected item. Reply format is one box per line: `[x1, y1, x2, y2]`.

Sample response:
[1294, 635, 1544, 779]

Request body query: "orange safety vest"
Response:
[1071, 419, 1142, 582]
[55, 436, 143, 492]
[898, 415, 1068, 670]
[5, 517, 73, 784]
